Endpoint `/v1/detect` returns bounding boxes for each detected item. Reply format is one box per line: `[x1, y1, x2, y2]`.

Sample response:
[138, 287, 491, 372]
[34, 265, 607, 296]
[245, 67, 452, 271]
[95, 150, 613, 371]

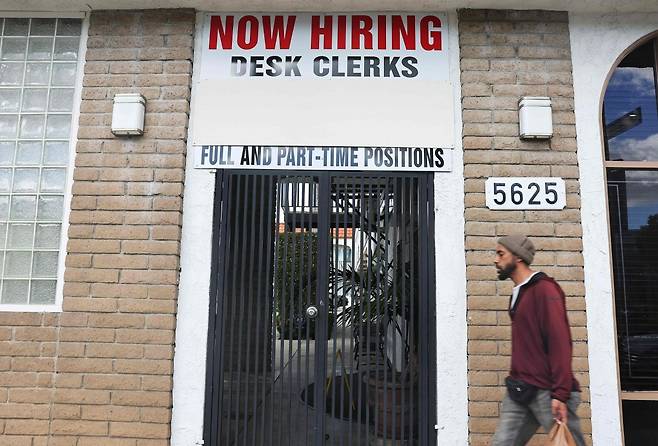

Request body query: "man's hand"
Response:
[551, 398, 568, 423]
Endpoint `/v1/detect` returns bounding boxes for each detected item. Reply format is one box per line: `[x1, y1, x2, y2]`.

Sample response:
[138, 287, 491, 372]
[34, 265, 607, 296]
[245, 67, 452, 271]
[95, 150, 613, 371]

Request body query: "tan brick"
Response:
[78, 438, 136, 446]
[51, 420, 109, 436]
[120, 269, 178, 285]
[57, 358, 113, 374]
[99, 169, 154, 182]
[81, 405, 140, 422]
[111, 421, 170, 438]
[150, 225, 181, 240]
[63, 297, 118, 313]
[11, 358, 55, 372]
[91, 283, 148, 299]
[86, 343, 143, 359]
[143, 345, 173, 360]
[141, 376, 172, 392]
[140, 407, 170, 423]
[123, 211, 182, 226]
[97, 196, 153, 211]
[468, 386, 506, 402]
[68, 239, 121, 254]
[14, 327, 57, 342]
[118, 299, 176, 314]
[114, 360, 172, 376]
[55, 373, 83, 388]
[53, 389, 110, 405]
[146, 100, 189, 114]
[146, 286, 177, 300]
[0, 372, 38, 387]
[65, 268, 120, 283]
[0, 313, 42, 326]
[0, 342, 41, 357]
[4, 419, 50, 435]
[8, 389, 53, 404]
[69, 210, 124, 225]
[93, 254, 149, 269]
[110, 61, 163, 74]
[59, 313, 89, 327]
[51, 404, 81, 421]
[114, 328, 172, 346]
[66, 254, 93, 268]
[68, 224, 95, 238]
[163, 60, 192, 73]
[122, 240, 180, 255]
[468, 325, 510, 340]
[153, 169, 184, 182]
[84, 374, 142, 390]
[87, 314, 145, 329]
[94, 226, 150, 240]
[147, 255, 179, 270]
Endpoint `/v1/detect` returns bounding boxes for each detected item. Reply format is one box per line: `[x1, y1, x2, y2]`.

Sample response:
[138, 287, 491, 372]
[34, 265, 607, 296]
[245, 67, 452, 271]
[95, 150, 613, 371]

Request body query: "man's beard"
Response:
[497, 262, 516, 280]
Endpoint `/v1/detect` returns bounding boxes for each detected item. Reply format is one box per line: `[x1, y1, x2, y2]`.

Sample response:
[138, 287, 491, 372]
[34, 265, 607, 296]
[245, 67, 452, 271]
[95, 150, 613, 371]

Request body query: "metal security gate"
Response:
[204, 171, 436, 446]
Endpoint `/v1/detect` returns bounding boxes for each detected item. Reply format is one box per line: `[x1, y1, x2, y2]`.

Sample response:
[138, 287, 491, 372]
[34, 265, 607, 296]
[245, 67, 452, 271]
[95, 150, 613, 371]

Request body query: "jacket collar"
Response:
[509, 271, 547, 316]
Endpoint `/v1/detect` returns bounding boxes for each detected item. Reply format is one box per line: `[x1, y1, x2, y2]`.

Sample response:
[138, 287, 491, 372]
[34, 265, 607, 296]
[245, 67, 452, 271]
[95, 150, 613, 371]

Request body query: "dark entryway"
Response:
[203, 171, 436, 446]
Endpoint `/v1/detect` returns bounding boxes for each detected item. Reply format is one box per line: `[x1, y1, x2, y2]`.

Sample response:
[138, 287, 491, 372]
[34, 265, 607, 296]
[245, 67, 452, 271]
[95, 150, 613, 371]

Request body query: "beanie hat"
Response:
[497, 235, 535, 265]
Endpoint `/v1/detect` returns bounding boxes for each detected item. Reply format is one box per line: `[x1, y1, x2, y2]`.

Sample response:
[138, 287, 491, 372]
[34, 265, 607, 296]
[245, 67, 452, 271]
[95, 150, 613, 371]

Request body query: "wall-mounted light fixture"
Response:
[518, 96, 552, 139]
[111, 93, 146, 136]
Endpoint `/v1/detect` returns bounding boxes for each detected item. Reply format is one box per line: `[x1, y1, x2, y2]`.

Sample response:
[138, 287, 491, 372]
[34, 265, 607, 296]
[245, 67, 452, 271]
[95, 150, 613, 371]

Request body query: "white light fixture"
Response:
[111, 93, 146, 136]
[518, 96, 553, 139]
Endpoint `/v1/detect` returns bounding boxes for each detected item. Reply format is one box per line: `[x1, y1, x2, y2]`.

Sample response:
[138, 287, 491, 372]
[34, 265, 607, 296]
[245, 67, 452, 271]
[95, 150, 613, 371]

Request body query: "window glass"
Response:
[0, 18, 81, 306]
[603, 40, 658, 161]
[608, 170, 658, 389]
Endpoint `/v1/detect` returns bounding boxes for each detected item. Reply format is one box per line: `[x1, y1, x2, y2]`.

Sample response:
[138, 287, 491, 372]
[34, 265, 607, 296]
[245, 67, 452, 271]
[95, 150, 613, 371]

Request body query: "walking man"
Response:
[491, 235, 586, 446]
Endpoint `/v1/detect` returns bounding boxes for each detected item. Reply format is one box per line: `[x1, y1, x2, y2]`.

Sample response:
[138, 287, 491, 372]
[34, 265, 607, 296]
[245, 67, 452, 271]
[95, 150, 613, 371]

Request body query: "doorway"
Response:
[203, 170, 436, 446]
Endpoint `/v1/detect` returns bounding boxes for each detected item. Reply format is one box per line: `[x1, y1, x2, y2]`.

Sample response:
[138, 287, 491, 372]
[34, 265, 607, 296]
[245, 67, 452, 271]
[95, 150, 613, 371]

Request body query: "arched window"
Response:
[603, 34, 658, 445]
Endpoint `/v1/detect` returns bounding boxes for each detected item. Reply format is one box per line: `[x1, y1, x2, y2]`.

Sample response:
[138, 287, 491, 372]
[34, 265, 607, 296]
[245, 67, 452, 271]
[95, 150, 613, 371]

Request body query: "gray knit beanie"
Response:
[497, 235, 535, 265]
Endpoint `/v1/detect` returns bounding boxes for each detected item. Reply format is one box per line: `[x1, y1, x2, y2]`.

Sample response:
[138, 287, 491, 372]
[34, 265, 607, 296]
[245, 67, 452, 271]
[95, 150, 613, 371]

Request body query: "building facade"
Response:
[0, 1, 656, 445]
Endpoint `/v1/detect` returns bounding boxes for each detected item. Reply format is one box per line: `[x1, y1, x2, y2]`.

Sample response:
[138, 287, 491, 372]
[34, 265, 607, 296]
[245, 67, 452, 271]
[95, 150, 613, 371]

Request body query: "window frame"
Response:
[0, 12, 87, 312]
[603, 33, 658, 399]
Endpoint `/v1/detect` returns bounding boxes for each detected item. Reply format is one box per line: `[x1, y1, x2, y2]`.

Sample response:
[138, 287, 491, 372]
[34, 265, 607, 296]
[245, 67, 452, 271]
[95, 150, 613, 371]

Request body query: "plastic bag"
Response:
[547, 421, 577, 446]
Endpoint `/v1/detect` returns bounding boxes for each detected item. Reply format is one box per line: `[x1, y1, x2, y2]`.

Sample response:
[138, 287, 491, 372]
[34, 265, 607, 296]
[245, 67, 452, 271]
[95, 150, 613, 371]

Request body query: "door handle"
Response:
[306, 306, 318, 319]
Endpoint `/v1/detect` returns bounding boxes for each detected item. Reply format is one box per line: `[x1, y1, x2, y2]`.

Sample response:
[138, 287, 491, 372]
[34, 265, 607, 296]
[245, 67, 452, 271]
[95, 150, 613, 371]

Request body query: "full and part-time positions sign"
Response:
[195, 145, 450, 172]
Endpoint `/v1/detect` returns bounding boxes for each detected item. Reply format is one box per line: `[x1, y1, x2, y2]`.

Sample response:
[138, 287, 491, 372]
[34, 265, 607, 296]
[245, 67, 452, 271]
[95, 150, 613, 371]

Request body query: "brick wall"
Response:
[0, 9, 194, 445]
[458, 10, 591, 445]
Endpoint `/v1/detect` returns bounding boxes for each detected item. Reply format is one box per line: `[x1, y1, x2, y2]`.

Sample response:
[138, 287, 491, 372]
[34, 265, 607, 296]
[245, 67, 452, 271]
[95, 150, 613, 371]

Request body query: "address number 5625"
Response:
[485, 177, 566, 210]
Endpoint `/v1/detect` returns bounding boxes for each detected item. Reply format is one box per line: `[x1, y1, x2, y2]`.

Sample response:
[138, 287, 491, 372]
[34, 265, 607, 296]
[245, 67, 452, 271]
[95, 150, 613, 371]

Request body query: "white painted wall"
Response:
[570, 12, 658, 446]
[434, 10, 469, 446]
[171, 9, 469, 446]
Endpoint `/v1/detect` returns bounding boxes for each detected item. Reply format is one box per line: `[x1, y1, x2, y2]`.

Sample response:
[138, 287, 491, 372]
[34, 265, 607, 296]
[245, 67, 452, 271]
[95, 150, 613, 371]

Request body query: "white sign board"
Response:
[193, 13, 454, 148]
[195, 145, 451, 171]
[485, 177, 566, 210]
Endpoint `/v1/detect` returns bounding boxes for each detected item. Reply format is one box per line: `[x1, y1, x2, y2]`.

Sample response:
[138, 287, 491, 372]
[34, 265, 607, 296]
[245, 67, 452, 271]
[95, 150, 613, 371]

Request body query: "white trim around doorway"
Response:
[170, 10, 469, 446]
[171, 11, 212, 446]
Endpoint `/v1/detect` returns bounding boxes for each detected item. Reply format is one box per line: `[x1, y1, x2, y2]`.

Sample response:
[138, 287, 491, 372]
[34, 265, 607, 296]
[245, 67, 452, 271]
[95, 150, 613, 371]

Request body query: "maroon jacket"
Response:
[509, 272, 579, 402]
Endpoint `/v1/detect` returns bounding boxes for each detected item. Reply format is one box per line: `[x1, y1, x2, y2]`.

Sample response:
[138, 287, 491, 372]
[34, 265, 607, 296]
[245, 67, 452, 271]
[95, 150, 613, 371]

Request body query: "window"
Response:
[603, 34, 658, 445]
[604, 39, 658, 162]
[0, 17, 81, 307]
